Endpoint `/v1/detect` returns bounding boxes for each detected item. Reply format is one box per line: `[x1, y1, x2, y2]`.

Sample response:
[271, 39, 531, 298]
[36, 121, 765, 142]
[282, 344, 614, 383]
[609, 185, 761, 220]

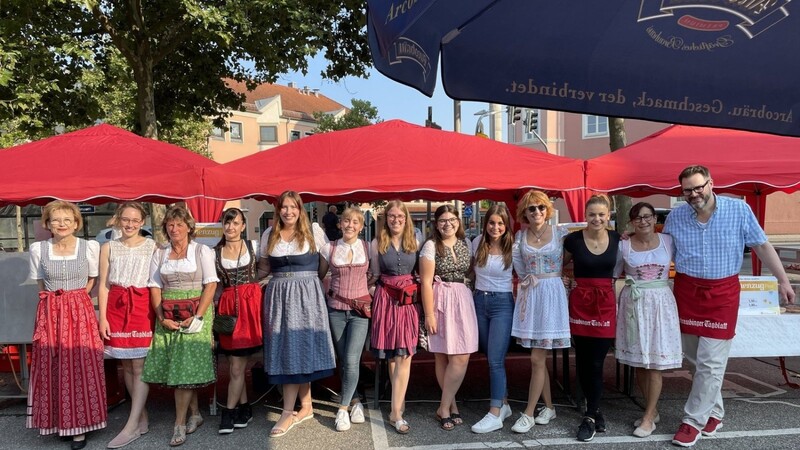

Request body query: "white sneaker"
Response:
[534, 406, 556, 425]
[349, 402, 365, 424]
[335, 409, 351, 431]
[511, 413, 535, 433]
[471, 412, 503, 434]
[500, 404, 512, 421]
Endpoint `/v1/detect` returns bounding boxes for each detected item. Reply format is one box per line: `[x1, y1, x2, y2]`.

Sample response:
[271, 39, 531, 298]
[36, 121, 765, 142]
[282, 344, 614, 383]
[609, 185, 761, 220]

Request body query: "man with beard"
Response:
[666, 165, 795, 447]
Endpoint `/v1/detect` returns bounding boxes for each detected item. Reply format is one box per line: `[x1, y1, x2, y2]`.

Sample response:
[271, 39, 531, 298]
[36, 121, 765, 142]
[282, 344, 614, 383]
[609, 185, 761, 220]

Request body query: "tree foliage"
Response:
[1, 0, 371, 139]
[313, 98, 380, 133]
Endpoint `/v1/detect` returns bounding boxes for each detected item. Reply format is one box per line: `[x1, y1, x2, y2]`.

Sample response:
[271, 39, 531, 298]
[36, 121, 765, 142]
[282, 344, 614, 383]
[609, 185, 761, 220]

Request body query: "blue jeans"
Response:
[328, 307, 370, 406]
[474, 290, 514, 408]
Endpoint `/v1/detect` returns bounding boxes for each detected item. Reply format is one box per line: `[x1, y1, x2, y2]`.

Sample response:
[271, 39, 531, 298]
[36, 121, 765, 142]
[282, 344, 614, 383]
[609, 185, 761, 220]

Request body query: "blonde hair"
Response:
[516, 190, 555, 224]
[475, 204, 513, 270]
[161, 205, 196, 241]
[378, 200, 417, 254]
[267, 191, 316, 254]
[585, 194, 612, 211]
[340, 207, 365, 226]
[41, 200, 83, 231]
[108, 202, 148, 228]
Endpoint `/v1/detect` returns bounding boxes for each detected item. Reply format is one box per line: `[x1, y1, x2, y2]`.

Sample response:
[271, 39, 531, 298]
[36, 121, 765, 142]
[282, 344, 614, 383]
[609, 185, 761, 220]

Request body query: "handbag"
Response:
[213, 242, 244, 335]
[330, 291, 373, 319]
[162, 298, 199, 322]
[382, 280, 421, 305]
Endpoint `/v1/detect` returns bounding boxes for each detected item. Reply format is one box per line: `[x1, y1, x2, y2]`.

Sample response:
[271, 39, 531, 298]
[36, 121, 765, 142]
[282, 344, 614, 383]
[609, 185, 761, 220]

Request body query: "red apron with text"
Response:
[673, 273, 740, 339]
[105, 285, 154, 350]
[568, 278, 616, 338]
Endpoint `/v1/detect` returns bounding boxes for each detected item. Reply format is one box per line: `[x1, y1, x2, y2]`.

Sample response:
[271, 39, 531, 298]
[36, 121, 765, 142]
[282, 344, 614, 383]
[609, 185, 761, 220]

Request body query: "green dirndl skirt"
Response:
[142, 289, 215, 388]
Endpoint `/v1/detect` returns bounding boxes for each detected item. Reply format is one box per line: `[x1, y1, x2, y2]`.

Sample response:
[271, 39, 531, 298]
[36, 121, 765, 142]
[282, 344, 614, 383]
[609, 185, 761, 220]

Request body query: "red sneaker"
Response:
[672, 423, 701, 447]
[701, 417, 723, 436]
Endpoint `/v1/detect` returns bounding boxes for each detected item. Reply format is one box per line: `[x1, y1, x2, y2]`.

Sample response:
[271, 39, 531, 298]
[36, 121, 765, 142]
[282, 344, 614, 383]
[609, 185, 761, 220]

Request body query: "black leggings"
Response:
[573, 335, 614, 417]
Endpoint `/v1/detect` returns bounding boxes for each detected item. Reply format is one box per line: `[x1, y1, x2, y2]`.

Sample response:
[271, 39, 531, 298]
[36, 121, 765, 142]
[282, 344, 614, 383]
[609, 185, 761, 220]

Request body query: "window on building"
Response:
[210, 127, 224, 140]
[229, 121, 243, 142]
[582, 115, 608, 138]
[259, 125, 278, 144]
[290, 130, 301, 141]
[304, 131, 314, 138]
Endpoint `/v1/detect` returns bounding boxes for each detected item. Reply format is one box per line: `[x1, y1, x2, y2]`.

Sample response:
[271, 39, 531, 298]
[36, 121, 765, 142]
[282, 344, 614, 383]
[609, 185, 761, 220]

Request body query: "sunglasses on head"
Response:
[526, 205, 547, 213]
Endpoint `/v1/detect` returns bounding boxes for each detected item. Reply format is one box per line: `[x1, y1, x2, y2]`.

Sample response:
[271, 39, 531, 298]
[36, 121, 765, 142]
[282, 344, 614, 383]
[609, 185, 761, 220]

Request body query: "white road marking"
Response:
[376, 428, 800, 449]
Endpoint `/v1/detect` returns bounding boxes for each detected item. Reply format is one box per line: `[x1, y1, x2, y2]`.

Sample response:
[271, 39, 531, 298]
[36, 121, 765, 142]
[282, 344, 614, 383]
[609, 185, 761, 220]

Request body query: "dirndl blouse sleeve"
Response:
[198, 243, 220, 285]
[28, 241, 44, 280]
[420, 240, 436, 261]
[86, 239, 100, 277]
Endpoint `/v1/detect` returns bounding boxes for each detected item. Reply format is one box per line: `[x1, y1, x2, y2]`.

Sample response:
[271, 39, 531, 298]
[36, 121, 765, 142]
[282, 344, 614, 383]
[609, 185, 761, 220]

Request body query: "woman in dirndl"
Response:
[319, 207, 371, 432]
[420, 204, 478, 431]
[142, 205, 218, 447]
[27, 200, 106, 449]
[563, 194, 621, 442]
[615, 202, 682, 438]
[370, 200, 421, 434]
[98, 202, 157, 448]
[260, 191, 335, 438]
[510, 190, 571, 434]
[213, 208, 263, 434]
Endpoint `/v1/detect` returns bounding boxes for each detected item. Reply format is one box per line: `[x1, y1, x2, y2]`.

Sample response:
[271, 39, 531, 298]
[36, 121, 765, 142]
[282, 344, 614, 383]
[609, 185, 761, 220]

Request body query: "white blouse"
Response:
[219, 240, 261, 269]
[259, 224, 328, 257]
[29, 239, 100, 279]
[147, 241, 219, 288]
[471, 236, 513, 292]
[107, 238, 157, 287]
[320, 239, 369, 265]
[419, 239, 472, 261]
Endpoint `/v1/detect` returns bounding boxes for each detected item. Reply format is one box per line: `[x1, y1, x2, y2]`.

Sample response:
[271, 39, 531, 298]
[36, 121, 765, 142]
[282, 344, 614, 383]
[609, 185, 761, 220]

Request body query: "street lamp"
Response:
[474, 109, 503, 136]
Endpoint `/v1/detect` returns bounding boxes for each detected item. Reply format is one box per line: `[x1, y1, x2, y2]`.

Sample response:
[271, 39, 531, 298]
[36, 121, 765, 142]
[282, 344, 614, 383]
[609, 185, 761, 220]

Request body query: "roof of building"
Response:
[224, 79, 347, 121]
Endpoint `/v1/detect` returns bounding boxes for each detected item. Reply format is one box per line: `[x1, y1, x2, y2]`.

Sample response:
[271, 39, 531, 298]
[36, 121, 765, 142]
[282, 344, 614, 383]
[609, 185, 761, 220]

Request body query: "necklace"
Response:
[529, 224, 548, 243]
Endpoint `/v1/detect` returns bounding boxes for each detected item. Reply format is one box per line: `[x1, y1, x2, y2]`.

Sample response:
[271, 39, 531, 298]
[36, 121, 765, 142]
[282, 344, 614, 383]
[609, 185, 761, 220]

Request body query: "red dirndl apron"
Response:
[27, 289, 107, 435]
[673, 273, 740, 339]
[217, 282, 263, 350]
[105, 285, 154, 352]
[568, 278, 616, 338]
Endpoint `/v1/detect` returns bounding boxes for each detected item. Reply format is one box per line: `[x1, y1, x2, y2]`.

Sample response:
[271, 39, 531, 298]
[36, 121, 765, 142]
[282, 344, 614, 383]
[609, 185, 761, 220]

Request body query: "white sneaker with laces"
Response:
[471, 412, 503, 434]
[534, 406, 557, 425]
[349, 402, 365, 424]
[335, 409, 351, 431]
[500, 404, 512, 421]
[511, 413, 535, 433]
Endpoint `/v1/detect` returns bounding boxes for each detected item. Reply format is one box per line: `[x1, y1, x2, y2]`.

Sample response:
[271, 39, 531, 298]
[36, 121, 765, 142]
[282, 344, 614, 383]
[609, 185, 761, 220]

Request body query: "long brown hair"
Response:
[475, 204, 513, 270]
[430, 204, 465, 257]
[378, 200, 418, 254]
[266, 191, 316, 255]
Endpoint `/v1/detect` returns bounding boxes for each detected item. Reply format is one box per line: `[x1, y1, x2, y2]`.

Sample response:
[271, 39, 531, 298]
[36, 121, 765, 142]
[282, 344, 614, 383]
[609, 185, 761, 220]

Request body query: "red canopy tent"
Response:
[0, 124, 223, 221]
[204, 120, 586, 217]
[585, 124, 800, 274]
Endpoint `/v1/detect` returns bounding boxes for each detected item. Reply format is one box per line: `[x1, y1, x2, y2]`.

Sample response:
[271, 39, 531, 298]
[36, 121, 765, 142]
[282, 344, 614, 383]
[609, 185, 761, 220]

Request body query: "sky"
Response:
[275, 54, 499, 137]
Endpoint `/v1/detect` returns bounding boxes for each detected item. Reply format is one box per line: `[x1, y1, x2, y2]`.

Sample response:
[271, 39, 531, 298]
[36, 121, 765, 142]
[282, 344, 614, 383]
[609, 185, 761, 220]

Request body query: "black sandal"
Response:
[450, 413, 463, 425]
[436, 415, 455, 431]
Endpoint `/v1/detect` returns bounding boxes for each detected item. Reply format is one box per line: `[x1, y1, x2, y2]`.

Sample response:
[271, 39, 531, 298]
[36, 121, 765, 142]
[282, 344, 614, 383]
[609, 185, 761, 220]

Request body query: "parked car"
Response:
[94, 226, 154, 244]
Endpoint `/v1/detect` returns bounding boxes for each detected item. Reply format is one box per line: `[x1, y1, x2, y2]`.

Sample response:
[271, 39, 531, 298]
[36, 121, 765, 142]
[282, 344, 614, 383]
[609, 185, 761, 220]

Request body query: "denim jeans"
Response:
[474, 290, 514, 408]
[328, 307, 370, 406]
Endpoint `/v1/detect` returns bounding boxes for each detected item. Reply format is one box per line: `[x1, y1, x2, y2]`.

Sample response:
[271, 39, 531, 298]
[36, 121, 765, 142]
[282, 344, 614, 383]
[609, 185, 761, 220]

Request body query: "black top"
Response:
[322, 211, 341, 241]
[564, 230, 620, 278]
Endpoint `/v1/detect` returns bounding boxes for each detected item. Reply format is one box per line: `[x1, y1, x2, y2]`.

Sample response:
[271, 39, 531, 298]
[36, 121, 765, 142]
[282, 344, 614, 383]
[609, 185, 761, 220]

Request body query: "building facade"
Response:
[207, 80, 347, 238]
